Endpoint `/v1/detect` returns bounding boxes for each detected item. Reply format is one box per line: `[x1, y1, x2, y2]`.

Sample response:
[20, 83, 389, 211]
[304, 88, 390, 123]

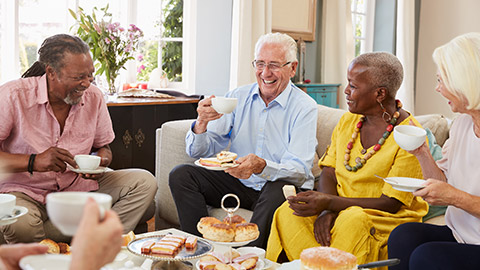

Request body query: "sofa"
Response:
[155, 104, 450, 230]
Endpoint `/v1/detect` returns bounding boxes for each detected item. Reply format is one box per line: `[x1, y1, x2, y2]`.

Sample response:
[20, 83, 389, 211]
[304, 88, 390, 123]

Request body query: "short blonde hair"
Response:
[254, 33, 297, 62]
[433, 32, 480, 110]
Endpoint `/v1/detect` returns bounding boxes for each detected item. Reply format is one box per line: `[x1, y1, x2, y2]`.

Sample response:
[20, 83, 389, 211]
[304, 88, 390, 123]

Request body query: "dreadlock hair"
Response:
[22, 34, 90, 78]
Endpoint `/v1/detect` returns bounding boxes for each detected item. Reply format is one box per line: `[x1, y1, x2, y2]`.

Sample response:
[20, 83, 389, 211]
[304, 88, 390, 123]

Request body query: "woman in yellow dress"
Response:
[266, 52, 428, 266]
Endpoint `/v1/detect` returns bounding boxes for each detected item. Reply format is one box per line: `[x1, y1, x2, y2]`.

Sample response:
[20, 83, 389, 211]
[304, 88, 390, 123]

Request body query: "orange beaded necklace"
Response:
[344, 100, 402, 172]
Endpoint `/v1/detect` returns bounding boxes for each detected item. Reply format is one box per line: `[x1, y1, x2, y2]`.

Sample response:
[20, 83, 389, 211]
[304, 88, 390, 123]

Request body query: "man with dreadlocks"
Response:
[0, 34, 157, 243]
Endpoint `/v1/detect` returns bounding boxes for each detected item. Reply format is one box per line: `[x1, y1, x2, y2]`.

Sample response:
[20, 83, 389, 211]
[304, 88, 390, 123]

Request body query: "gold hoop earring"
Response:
[378, 100, 392, 122]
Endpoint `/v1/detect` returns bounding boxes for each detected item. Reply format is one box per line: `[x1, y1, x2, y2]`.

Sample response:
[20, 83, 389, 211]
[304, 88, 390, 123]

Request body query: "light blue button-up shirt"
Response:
[186, 82, 318, 190]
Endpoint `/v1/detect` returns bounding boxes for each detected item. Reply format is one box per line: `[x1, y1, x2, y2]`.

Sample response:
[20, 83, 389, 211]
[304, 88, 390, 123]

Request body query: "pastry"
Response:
[223, 215, 246, 225]
[39, 239, 59, 254]
[234, 223, 260, 242]
[151, 243, 177, 256]
[199, 151, 238, 168]
[58, 242, 71, 255]
[141, 240, 156, 254]
[197, 217, 223, 234]
[216, 151, 237, 162]
[122, 231, 136, 247]
[185, 236, 198, 249]
[300, 246, 357, 270]
[198, 261, 222, 270]
[282, 185, 297, 199]
[197, 215, 259, 242]
[202, 223, 235, 242]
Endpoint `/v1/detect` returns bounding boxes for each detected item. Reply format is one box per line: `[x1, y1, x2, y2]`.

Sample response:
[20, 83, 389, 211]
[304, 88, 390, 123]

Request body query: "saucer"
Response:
[19, 254, 71, 270]
[69, 165, 107, 174]
[0, 206, 28, 226]
[383, 177, 425, 192]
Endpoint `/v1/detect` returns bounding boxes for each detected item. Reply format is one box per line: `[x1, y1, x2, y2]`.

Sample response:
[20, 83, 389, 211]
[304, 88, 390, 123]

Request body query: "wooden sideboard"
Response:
[107, 97, 199, 174]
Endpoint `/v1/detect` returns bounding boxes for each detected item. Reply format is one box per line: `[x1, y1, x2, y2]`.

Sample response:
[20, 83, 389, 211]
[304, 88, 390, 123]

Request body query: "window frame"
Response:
[0, 0, 194, 93]
[351, 0, 375, 56]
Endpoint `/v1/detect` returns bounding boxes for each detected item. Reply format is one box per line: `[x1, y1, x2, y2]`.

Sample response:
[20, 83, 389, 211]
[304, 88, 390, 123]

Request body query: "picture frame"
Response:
[272, 0, 317, 41]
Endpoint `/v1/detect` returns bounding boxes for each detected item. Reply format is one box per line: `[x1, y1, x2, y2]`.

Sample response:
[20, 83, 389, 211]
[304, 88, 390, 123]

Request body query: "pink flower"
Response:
[137, 65, 145, 73]
[137, 54, 144, 61]
[94, 24, 101, 33]
[105, 37, 111, 44]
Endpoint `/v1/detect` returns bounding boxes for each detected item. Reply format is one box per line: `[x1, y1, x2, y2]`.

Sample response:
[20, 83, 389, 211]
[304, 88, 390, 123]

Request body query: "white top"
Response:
[437, 114, 480, 244]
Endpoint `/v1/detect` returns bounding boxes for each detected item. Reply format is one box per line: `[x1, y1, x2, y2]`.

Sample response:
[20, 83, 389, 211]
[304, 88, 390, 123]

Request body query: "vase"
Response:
[106, 76, 120, 95]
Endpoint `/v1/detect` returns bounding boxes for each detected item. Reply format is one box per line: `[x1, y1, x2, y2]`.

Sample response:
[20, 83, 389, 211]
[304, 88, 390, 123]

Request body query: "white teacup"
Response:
[393, 125, 427, 151]
[211, 97, 238, 114]
[74, 155, 101, 170]
[0, 194, 16, 217]
[46, 192, 112, 236]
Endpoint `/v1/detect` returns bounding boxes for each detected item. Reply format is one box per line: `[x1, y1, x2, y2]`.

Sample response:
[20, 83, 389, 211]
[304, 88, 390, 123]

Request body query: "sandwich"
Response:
[199, 151, 238, 168]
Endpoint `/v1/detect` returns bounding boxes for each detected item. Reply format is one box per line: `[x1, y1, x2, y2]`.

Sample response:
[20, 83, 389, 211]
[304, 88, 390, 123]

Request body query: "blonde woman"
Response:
[388, 32, 480, 270]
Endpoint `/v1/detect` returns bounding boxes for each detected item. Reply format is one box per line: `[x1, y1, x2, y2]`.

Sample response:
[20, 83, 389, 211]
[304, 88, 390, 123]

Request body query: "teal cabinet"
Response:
[295, 83, 340, 108]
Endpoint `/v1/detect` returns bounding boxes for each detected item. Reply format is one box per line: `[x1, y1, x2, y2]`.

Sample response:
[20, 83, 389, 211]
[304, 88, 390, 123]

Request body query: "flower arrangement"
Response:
[69, 5, 143, 94]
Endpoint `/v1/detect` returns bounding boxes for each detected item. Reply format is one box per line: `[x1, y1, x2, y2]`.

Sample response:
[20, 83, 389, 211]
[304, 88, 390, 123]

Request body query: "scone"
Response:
[234, 223, 259, 242]
[39, 239, 60, 254]
[202, 223, 235, 242]
[223, 215, 246, 225]
[197, 217, 223, 234]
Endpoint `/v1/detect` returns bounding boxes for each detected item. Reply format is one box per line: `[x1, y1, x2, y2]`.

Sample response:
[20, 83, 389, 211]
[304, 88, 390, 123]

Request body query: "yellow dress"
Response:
[266, 112, 428, 267]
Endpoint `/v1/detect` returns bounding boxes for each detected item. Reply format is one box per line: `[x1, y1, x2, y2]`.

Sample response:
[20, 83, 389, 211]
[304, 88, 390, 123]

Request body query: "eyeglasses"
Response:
[252, 60, 291, 71]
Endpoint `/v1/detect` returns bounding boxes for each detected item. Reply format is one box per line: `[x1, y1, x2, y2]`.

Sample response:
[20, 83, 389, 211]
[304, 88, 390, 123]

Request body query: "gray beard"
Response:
[63, 92, 81, 105]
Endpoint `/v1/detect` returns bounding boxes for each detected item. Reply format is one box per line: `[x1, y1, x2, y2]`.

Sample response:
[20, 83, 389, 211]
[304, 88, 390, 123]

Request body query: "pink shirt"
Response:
[437, 114, 480, 244]
[0, 75, 115, 204]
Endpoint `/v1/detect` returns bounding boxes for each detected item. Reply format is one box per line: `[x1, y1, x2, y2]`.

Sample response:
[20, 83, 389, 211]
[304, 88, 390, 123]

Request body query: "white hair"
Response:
[433, 32, 480, 110]
[254, 33, 297, 62]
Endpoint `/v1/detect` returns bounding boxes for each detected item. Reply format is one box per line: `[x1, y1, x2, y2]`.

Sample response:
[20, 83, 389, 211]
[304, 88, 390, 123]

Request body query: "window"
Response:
[351, 0, 375, 56]
[159, 0, 183, 83]
[0, 0, 191, 91]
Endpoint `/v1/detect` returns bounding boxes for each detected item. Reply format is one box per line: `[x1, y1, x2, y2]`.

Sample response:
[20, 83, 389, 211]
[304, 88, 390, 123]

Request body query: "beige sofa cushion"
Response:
[415, 114, 450, 146]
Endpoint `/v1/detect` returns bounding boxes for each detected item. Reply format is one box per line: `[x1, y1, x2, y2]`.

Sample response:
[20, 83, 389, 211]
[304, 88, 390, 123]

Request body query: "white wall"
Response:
[415, 0, 480, 118]
[194, 0, 233, 96]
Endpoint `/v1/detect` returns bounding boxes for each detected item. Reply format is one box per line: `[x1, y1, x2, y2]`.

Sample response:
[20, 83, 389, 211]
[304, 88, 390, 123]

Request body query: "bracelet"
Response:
[27, 154, 36, 175]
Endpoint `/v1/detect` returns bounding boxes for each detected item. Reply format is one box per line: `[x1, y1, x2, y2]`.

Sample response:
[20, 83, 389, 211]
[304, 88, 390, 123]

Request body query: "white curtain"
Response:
[229, 0, 272, 89]
[395, 0, 416, 113]
[320, 0, 355, 110]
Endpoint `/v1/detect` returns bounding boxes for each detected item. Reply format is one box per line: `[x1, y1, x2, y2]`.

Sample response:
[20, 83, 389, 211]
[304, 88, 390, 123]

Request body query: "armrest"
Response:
[155, 119, 196, 229]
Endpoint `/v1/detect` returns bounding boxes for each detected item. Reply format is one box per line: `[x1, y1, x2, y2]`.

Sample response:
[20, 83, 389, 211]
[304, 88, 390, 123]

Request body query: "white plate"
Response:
[384, 177, 425, 192]
[278, 259, 300, 270]
[0, 206, 28, 226]
[196, 256, 264, 270]
[19, 254, 71, 270]
[68, 165, 107, 174]
[194, 159, 238, 171]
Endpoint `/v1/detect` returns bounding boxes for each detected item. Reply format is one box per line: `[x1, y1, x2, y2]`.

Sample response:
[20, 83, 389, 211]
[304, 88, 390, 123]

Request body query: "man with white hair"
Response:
[169, 33, 318, 248]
